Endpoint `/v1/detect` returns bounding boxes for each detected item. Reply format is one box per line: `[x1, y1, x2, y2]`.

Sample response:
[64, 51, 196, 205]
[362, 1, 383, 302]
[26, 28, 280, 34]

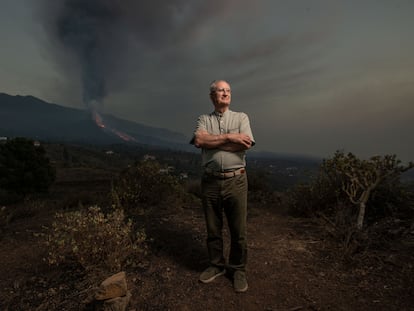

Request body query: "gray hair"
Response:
[209, 80, 230, 94]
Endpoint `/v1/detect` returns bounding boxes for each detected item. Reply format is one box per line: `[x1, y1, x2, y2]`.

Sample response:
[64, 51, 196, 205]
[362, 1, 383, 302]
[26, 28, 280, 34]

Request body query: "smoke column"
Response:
[49, 1, 130, 110]
[38, 0, 228, 111]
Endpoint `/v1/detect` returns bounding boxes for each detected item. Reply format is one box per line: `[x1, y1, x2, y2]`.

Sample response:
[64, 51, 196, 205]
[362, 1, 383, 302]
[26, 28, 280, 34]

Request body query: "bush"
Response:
[369, 179, 414, 221]
[248, 169, 272, 193]
[0, 138, 55, 201]
[286, 174, 344, 218]
[288, 151, 414, 221]
[111, 160, 184, 213]
[287, 151, 414, 255]
[46, 206, 146, 273]
[184, 178, 202, 198]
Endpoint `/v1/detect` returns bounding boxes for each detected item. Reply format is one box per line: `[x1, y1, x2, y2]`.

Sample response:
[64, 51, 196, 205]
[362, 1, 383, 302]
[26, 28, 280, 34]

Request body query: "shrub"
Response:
[248, 169, 272, 193]
[287, 151, 414, 255]
[322, 151, 413, 229]
[46, 206, 146, 273]
[184, 178, 202, 199]
[289, 151, 413, 222]
[369, 179, 414, 220]
[0, 201, 42, 232]
[0, 138, 55, 201]
[286, 173, 344, 218]
[111, 160, 184, 213]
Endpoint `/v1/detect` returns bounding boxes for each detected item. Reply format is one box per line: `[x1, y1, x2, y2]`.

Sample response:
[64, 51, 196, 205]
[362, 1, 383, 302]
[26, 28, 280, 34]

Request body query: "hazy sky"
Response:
[1, 0, 413, 162]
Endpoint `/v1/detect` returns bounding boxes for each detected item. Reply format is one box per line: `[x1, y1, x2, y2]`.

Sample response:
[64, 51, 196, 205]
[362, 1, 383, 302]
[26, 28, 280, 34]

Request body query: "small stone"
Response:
[48, 288, 57, 296]
[95, 271, 128, 300]
[96, 291, 132, 311]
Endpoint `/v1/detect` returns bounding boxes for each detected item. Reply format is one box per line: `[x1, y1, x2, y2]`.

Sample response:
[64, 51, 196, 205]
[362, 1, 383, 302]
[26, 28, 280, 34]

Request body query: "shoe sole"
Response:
[234, 284, 248, 293]
[199, 269, 226, 283]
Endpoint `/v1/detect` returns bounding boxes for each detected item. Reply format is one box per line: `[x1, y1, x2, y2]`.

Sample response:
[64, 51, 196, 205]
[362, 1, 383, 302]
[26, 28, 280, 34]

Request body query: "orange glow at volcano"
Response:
[111, 128, 137, 142]
[92, 110, 137, 142]
[93, 111, 105, 128]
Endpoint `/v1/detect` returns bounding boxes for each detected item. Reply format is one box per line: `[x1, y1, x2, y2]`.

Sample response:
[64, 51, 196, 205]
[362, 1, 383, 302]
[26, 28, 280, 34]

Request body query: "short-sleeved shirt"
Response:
[191, 110, 255, 171]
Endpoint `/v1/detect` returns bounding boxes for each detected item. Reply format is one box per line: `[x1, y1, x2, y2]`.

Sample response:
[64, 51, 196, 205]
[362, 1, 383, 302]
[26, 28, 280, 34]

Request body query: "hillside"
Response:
[0, 142, 413, 310]
[0, 93, 190, 150]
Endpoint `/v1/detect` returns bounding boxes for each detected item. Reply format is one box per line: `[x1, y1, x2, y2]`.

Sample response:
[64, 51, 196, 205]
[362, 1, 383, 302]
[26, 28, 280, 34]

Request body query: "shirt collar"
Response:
[213, 109, 230, 118]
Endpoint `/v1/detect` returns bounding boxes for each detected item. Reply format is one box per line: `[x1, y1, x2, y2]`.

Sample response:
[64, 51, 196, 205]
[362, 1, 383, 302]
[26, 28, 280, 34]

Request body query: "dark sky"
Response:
[1, 0, 413, 161]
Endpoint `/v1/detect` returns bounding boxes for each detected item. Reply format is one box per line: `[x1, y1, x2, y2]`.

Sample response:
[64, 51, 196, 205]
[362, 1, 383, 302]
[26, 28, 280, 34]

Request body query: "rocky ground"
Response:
[0, 170, 413, 310]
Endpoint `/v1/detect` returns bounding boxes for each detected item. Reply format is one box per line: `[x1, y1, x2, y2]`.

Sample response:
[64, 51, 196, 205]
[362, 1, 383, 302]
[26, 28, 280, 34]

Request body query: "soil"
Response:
[0, 168, 413, 311]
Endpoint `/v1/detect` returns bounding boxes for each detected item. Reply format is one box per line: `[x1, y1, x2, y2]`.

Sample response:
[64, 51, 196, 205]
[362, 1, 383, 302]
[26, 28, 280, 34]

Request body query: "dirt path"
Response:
[129, 204, 413, 311]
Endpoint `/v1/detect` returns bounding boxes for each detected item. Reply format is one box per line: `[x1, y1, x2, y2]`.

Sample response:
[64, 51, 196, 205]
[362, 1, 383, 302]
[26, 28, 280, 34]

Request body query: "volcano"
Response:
[0, 93, 191, 150]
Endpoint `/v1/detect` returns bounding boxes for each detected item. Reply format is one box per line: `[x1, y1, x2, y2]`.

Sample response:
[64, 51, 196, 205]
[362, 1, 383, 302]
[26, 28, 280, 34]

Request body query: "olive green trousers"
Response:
[201, 172, 248, 272]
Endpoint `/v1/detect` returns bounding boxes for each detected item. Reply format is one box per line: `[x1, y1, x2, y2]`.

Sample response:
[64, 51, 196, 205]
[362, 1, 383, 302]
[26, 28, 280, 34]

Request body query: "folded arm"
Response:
[193, 130, 252, 151]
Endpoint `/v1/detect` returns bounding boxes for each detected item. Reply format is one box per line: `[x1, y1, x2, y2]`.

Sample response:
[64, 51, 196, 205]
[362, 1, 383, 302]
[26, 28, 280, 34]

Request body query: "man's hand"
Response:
[194, 131, 252, 150]
[226, 133, 252, 149]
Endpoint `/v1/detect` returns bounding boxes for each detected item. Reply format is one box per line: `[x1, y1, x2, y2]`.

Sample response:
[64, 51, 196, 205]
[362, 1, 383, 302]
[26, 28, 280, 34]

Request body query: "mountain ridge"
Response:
[0, 92, 327, 164]
[0, 92, 191, 150]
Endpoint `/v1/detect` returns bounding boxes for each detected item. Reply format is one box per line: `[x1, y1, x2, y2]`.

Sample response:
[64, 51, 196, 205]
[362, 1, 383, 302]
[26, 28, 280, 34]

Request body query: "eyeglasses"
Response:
[215, 88, 231, 93]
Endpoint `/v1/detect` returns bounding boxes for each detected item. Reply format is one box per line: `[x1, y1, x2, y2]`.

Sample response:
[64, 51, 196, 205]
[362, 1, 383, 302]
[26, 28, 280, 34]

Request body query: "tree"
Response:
[0, 138, 56, 198]
[323, 151, 414, 229]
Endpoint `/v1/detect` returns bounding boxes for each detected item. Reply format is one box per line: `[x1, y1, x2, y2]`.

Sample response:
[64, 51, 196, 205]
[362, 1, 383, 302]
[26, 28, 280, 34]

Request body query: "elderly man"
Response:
[191, 80, 255, 292]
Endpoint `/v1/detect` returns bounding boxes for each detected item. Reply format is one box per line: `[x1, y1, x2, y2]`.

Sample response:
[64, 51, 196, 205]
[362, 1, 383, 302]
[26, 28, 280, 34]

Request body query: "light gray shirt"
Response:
[192, 110, 255, 171]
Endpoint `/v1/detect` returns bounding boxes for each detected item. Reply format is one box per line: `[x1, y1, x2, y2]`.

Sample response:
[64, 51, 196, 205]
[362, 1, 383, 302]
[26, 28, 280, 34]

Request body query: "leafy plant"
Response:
[0, 138, 55, 201]
[46, 206, 146, 273]
[111, 159, 184, 213]
[323, 151, 413, 229]
[287, 151, 414, 255]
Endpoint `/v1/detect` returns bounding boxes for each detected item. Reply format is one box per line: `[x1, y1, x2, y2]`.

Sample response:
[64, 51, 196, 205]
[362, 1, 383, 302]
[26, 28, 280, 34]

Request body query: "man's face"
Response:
[211, 81, 231, 109]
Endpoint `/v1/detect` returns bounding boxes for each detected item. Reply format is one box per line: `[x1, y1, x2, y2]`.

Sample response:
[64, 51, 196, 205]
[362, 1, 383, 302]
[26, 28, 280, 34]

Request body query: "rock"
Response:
[95, 272, 128, 301]
[95, 290, 132, 311]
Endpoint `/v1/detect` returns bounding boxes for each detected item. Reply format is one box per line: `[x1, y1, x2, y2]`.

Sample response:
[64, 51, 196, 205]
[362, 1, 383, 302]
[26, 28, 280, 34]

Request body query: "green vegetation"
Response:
[287, 150, 414, 255]
[1, 141, 413, 309]
[111, 159, 185, 214]
[0, 137, 55, 203]
[323, 151, 414, 229]
[46, 206, 146, 274]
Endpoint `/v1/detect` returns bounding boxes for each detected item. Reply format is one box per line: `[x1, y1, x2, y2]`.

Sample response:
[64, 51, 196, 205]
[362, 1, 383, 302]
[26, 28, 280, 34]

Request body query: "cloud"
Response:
[21, 1, 413, 161]
[35, 0, 258, 106]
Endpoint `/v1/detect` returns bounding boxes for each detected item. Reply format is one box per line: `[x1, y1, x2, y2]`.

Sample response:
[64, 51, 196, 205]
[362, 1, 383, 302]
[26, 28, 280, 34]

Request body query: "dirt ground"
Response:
[1, 171, 413, 311]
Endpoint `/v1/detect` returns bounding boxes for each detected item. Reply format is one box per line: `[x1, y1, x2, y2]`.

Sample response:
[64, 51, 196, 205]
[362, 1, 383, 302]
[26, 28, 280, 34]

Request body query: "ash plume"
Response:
[37, 0, 233, 110]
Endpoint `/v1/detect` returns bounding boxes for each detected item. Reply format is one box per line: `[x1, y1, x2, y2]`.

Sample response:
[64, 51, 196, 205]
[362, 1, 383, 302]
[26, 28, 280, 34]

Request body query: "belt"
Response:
[205, 167, 246, 179]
